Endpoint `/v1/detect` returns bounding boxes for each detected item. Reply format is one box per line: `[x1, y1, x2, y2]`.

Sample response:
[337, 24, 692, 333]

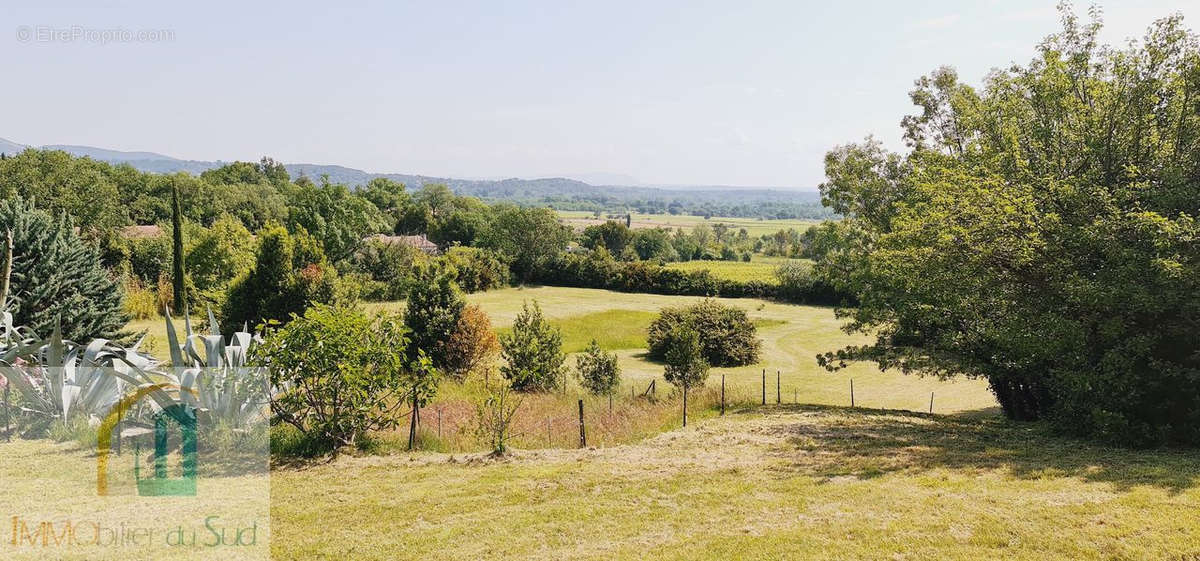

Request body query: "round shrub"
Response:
[647, 300, 761, 367]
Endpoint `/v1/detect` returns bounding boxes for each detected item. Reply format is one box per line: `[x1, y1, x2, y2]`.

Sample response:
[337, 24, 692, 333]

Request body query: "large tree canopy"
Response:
[818, 9, 1200, 446]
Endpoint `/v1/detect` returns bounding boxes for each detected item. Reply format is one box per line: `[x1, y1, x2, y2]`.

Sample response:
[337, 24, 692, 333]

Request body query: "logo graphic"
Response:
[96, 383, 199, 497]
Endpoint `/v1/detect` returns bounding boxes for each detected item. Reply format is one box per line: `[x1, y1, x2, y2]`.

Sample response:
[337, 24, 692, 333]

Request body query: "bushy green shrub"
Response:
[348, 238, 429, 301]
[500, 301, 565, 392]
[404, 267, 465, 369]
[127, 233, 171, 284]
[530, 250, 845, 304]
[254, 304, 417, 450]
[575, 339, 620, 396]
[185, 215, 255, 293]
[0, 198, 126, 340]
[221, 225, 339, 331]
[440, 246, 509, 293]
[647, 300, 761, 367]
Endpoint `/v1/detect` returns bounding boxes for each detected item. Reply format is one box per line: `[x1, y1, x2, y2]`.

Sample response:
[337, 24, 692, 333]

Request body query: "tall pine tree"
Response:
[0, 198, 125, 340]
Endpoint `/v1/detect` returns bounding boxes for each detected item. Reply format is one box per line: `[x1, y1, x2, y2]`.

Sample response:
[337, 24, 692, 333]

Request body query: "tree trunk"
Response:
[989, 373, 1051, 421]
[0, 228, 11, 311]
[682, 386, 688, 427]
[407, 389, 419, 450]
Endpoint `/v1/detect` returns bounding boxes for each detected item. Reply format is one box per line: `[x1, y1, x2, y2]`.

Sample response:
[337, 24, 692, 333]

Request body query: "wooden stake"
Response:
[761, 369, 766, 405]
[437, 408, 443, 439]
[776, 370, 781, 404]
[929, 392, 934, 414]
[682, 386, 688, 427]
[850, 379, 855, 407]
[578, 400, 586, 448]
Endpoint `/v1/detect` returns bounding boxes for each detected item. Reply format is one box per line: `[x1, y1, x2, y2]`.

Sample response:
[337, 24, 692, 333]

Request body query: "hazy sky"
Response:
[3, 1, 1196, 188]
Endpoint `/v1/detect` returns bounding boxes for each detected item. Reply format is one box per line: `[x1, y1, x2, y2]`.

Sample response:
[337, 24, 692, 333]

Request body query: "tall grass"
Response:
[123, 276, 161, 320]
[357, 377, 760, 454]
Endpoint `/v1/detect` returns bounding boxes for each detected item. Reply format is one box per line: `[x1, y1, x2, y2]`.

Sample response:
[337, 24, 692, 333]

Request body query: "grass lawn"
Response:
[134, 286, 996, 416]
[557, 210, 820, 238]
[271, 404, 1200, 560]
[664, 256, 809, 284]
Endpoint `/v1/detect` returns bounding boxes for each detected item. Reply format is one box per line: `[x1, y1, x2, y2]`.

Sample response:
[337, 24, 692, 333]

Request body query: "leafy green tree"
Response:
[582, 221, 633, 255]
[284, 180, 390, 262]
[632, 228, 678, 261]
[221, 225, 338, 331]
[0, 149, 128, 236]
[185, 215, 255, 293]
[254, 304, 417, 452]
[662, 325, 709, 427]
[0, 198, 126, 340]
[500, 301, 566, 392]
[575, 339, 620, 396]
[480, 205, 572, 280]
[817, 8, 1200, 446]
[440, 246, 509, 293]
[404, 266, 466, 369]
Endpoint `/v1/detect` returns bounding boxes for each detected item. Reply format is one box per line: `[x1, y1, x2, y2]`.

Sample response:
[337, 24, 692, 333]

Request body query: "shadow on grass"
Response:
[762, 404, 1200, 494]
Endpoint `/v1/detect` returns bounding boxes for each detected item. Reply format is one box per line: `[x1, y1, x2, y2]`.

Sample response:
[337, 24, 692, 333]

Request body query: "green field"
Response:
[133, 286, 995, 414]
[664, 256, 807, 284]
[558, 210, 819, 237]
[97, 287, 1200, 560]
[362, 286, 995, 415]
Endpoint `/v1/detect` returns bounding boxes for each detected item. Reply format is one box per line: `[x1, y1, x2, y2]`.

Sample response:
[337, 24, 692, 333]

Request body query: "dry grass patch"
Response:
[271, 405, 1200, 561]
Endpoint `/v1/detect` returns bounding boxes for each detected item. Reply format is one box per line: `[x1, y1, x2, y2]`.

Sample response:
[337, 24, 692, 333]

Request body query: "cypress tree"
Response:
[170, 180, 186, 313]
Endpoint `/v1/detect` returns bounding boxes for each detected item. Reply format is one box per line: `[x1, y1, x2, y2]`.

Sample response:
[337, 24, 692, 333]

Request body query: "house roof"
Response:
[120, 224, 164, 239]
[366, 233, 440, 254]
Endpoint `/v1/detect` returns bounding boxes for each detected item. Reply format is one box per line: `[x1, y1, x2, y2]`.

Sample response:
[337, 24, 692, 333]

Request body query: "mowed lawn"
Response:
[271, 405, 1200, 560]
[132, 286, 995, 415]
[557, 210, 820, 237]
[664, 256, 809, 284]
[363, 286, 995, 415]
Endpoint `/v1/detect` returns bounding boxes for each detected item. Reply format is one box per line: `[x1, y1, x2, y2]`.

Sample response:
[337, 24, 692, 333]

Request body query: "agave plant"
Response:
[0, 312, 171, 430]
[162, 307, 268, 427]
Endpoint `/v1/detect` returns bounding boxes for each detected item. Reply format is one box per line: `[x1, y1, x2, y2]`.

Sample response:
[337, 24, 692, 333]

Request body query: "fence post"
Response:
[761, 369, 766, 405]
[682, 386, 688, 427]
[437, 408, 443, 439]
[929, 392, 934, 414]
[720, 374, 726, 416]
[850, 379, 855, 408]
[578, 399, 586, 448]
[776, 370, 781, 404]
[609, 393, 613, 413]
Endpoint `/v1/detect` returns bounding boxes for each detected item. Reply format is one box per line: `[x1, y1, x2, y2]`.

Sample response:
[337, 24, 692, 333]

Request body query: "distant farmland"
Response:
[558, 210, 820, 238]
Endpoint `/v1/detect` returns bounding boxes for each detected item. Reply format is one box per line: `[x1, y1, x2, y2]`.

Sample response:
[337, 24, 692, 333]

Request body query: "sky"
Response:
[3, 0, 1197, 189]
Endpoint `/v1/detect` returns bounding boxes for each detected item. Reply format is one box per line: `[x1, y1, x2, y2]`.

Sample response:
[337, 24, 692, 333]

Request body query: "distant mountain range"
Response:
[0, 138, 830, 218]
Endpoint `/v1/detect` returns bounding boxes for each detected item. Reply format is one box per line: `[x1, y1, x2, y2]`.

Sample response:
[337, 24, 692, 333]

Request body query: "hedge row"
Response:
[529, 253, 850, 306]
